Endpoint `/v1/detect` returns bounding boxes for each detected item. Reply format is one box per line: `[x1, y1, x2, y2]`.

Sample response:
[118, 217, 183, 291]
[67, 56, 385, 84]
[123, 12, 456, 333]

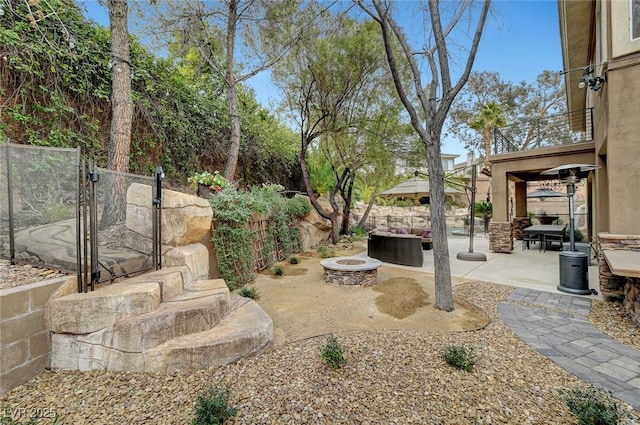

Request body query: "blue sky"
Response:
[80, 0, 562, 158]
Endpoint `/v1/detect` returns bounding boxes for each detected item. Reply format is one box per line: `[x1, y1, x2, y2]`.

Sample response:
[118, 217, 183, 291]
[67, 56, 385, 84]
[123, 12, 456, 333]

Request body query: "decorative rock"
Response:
[163, 244, 210, 286]
[48, 281, 161, 334]
[125, 184, 213, 254]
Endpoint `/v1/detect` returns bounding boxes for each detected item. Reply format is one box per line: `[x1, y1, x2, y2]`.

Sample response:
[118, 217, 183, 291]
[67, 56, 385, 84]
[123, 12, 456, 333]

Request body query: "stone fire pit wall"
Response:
[320, 257, 382, 287]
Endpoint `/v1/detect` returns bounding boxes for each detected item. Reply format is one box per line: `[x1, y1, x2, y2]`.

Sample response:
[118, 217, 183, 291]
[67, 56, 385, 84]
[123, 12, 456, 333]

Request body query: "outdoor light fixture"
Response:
[576, 67, 606, 91]
[577, 67, 591, 89]
[588, 76, 606, 91]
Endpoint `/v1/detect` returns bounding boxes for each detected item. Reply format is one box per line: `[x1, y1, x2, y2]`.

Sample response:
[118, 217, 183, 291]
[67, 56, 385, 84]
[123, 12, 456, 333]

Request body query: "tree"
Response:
[101, 0, 133, 227]
[447, 70, 565, 160]
[145, 0, 300, 181]
[359, 0, 491, 311]
[469, 100, 506, 166]
[275, 12, 401, 243]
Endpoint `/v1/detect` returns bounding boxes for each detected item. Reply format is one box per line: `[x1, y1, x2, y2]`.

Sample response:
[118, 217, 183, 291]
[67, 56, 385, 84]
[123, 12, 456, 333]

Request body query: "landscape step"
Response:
[143, 295, 274, 372]
[92, 290, 232, 353]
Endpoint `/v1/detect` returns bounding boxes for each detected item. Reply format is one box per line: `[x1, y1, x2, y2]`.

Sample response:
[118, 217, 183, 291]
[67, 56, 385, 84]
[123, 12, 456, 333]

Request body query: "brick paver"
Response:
[499, 288, 640, 410]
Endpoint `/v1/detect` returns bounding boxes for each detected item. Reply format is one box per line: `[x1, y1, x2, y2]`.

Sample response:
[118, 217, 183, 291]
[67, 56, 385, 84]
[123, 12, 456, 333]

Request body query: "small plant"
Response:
[317, 245, 336, 258]
[238, 286, 259, 299]
[288, 256, 300, 265]
[562, 386, 626, 425]
[272, 265, 285, 276]
[443, 345, 476, 372]
[192, 385, 238, 425]
[187, 170, 228, 192]
[321, 333, 347, 370]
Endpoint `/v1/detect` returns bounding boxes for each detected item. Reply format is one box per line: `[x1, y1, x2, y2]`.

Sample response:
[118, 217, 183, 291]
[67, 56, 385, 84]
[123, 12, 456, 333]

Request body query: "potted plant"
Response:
[474, 200, 492, 234]
[188, 171, 228, 198]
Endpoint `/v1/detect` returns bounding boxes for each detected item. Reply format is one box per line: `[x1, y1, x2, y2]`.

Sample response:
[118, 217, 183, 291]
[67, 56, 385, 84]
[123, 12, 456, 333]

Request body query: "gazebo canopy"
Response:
[379, 177, 462, 199]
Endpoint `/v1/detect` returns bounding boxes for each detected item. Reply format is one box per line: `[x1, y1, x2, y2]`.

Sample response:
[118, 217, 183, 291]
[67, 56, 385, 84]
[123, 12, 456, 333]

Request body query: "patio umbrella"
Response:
[379, 177, 462, 199]
[526, 188, 567, 200]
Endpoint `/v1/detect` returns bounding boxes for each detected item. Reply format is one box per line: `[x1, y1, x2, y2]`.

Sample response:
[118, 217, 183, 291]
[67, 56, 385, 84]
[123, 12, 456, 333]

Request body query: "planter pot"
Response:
[197, 184, 213, 199]
[536, 215, 558, 225]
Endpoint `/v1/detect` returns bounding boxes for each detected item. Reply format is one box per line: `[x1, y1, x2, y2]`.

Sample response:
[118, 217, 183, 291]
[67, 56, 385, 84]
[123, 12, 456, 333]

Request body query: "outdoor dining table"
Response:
[522, 224, 567, 251]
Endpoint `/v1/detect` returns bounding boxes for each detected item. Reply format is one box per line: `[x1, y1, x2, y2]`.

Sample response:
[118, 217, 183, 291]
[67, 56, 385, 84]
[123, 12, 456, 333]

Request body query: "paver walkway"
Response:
[499, 288, 640, 410]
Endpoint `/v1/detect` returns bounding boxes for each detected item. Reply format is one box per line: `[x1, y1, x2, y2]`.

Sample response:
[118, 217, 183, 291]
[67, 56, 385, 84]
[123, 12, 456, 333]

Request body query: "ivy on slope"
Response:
[0, 0, 299, 187]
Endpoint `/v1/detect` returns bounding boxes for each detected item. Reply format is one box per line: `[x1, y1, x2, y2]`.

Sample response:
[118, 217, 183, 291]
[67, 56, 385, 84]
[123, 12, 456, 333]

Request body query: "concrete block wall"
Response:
[0, 277, 68, 394]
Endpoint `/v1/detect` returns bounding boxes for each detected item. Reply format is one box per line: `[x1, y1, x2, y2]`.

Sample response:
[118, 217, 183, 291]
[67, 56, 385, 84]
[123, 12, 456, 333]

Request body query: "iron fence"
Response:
[493, 108, 594, 155]
[1, 142, 162, 292]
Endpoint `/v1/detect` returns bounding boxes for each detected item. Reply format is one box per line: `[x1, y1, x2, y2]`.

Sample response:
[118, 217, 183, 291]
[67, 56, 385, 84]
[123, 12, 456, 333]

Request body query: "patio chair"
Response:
[522, 233, 541, 251]
[543, 234, 564, 252]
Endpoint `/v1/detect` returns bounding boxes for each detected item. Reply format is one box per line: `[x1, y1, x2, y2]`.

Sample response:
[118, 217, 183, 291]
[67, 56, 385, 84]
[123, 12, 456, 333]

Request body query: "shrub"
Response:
[443, 345, 476, 372]
[562, 386, 626, 425]
[321, 334, 347, 370]
[286, 196, 311, 217]
[288, 256, 300, 264]
[351, 226, 367, 237]
[238, 286, 259, 299]
[317, 245, 335, 258]
[192, 385, 238, 425]
[272, 265, 285, 276]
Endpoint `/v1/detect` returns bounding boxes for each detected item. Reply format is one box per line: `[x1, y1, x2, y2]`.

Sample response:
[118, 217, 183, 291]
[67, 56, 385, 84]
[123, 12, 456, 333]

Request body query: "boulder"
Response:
[125, 184, 213, 253]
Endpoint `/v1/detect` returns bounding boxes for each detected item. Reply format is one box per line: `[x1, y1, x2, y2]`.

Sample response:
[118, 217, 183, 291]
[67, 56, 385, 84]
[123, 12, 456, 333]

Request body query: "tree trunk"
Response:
[223, 0, 241, 181]
[357, 198, 376, 229]
[299, 138, 340, 244]
[101, 0, 132, 228]
[426, 130, 454, 312]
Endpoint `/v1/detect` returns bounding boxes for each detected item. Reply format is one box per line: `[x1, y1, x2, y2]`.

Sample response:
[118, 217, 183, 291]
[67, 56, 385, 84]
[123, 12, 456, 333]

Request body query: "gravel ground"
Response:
[1, 272, 639, 424]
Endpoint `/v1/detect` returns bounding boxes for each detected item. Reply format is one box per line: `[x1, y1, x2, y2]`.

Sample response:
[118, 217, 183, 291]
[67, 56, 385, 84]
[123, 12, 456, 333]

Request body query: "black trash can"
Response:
[557, 251, 591, 295]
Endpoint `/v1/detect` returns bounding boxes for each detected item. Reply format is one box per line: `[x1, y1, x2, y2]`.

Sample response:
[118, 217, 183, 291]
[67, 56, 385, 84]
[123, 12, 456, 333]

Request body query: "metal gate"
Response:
[1, 142, 163, 293]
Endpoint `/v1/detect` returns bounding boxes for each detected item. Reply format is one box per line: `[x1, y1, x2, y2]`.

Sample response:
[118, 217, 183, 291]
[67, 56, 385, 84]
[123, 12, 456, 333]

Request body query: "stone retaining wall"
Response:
[489, 222, 513, 253]
[598, 232, 640, 327]
[0, 277, 69, 394]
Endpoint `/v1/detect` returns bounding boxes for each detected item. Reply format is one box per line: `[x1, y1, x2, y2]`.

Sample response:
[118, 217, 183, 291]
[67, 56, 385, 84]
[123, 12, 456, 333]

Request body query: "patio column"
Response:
[514, 182, 527, 218]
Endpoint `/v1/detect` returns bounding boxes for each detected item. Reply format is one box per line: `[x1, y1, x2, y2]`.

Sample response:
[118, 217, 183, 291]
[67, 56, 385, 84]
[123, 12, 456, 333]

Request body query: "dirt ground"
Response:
[251, 246, 490, 345]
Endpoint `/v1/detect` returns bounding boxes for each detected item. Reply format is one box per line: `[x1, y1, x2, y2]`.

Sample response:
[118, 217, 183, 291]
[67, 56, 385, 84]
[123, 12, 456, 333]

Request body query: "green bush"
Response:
[286, 196, 311, 217]
[351, 226, 367, 237]
[288, 256, 300, 264]
[238, 286, 259, 299]
[317, 245, 335, 258]
[443, 345, 476, 372]
[272, 265, 285, 276]
[321, 334, 347, 370]
[192, 385, 238, 425]
[562, 386, 626, 425]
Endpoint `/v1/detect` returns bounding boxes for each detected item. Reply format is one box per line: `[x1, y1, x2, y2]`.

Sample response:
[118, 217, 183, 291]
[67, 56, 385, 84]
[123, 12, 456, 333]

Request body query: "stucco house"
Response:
[488, 0, 640, 325]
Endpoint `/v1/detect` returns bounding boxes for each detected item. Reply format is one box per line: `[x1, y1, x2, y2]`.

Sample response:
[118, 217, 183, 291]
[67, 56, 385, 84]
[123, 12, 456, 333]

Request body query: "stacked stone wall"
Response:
[598, 233, 640, 327]
[489, 222, 513, 252]
[512, 217, 532, 240]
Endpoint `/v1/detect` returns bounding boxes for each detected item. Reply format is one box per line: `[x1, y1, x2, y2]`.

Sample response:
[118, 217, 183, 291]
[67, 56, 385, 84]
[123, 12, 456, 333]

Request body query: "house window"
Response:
[632, 0, 640, 40]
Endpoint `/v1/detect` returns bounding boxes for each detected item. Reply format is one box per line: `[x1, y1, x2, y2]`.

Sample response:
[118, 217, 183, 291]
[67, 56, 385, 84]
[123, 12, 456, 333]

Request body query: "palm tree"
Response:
[469, 100, 507, 170]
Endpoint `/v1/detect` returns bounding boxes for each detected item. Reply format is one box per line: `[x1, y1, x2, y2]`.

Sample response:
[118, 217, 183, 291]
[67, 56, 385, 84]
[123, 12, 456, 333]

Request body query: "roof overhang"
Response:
[558, 0, 596, 127]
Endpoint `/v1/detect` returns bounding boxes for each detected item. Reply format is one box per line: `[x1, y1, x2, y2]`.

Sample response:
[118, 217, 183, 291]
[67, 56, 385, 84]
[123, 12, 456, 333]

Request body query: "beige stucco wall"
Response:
[599, 62, 640, 234]
[610, 0, 640, 58]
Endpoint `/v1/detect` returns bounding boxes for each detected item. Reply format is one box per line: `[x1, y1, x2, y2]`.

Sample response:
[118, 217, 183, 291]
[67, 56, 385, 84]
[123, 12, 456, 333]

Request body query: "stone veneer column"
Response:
[598, 232, 640, 327]
[512, 217, 532, 241]
[489, 222, 513, 253]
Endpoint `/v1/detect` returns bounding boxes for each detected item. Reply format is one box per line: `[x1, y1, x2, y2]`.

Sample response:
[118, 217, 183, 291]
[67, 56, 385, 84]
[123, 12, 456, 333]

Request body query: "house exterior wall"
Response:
[560, 0, 640, 236]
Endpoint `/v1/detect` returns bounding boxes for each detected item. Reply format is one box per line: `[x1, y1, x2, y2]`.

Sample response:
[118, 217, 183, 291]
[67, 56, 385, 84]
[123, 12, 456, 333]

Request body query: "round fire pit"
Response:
[320, 256, 382, 287]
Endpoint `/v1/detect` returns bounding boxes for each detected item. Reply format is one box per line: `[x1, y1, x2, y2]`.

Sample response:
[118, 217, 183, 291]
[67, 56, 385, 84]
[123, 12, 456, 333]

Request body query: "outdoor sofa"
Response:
[367, 230, 424, 267]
